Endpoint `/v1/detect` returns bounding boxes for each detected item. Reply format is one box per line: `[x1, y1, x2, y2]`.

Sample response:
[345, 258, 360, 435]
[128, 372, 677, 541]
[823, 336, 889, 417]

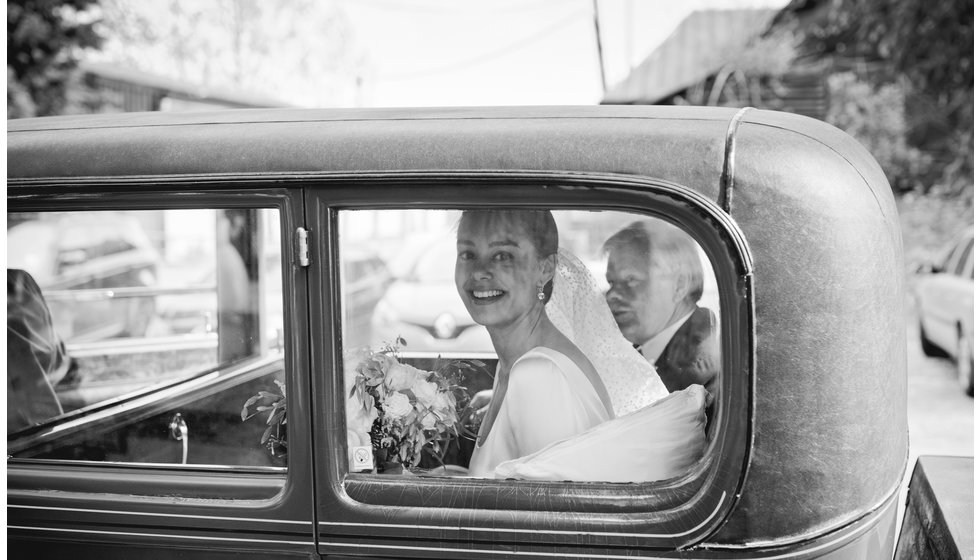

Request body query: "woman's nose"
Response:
[471, 260, 492, 280]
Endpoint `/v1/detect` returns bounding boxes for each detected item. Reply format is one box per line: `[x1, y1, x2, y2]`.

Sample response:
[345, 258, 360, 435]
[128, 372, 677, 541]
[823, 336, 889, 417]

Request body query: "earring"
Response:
[537, 286, 546, 301]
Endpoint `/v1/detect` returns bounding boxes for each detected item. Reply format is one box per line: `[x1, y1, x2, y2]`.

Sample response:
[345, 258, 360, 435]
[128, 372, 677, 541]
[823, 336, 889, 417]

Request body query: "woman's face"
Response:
[455, 215, 551, 331]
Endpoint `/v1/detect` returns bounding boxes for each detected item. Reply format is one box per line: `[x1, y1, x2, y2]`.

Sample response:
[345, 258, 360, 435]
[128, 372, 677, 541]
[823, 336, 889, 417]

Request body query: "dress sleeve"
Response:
[504, 355, 588, 457]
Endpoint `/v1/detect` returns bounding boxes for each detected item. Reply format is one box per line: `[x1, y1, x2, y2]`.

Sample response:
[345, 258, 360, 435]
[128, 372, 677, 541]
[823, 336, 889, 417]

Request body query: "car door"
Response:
[7, 186, 318, 558]
[306, 174, 752, 558]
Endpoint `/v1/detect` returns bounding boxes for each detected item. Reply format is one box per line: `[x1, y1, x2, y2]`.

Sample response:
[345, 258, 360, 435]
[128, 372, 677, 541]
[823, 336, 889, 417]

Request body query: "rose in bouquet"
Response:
[349, 340, 474, 472]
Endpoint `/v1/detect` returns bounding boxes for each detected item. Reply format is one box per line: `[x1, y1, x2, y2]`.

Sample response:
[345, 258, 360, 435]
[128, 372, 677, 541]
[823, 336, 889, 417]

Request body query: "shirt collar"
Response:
[638, 308, 696, 363]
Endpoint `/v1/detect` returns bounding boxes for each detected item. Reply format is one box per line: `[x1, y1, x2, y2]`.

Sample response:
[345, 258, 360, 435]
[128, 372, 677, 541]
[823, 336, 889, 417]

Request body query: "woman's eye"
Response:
[458, 250, 474, 261]
[492, 252, 513, 262]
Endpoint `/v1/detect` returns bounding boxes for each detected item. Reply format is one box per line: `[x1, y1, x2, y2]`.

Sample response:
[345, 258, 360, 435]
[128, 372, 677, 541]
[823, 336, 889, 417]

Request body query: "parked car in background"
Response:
[7, 212, 160, 342]
[914, 227, 974, 395]
[370, 236, 492, 354]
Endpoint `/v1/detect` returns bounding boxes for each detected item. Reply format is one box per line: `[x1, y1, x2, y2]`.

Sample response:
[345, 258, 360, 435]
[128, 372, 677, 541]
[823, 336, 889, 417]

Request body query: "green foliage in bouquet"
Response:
[241, 378, 287, 458]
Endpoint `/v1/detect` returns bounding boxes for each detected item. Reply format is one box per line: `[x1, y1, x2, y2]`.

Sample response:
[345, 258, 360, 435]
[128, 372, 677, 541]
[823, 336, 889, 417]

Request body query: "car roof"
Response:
[7, 106, 890, 214]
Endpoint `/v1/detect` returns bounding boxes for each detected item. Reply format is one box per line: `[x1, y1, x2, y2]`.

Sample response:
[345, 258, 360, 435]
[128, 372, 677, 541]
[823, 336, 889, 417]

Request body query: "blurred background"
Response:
[7, 0, 972, 464]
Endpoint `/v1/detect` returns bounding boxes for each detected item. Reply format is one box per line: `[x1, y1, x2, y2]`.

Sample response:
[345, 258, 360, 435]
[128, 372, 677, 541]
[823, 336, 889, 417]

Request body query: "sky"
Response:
[84, 0, 791, 109]
[335, 0, 791, 108]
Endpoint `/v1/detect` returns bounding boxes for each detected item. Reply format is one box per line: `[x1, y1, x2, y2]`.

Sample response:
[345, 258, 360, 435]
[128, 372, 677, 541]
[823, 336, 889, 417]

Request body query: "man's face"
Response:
[605, 246, 680, 345]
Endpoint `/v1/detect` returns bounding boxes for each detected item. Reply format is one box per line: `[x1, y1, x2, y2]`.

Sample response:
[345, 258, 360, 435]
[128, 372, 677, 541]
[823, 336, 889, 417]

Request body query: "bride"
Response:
[456, 209, 707, 482]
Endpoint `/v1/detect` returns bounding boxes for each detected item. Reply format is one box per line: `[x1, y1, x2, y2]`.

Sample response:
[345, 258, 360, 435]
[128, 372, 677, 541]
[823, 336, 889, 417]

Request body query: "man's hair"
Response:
[602, 220, 704, 304]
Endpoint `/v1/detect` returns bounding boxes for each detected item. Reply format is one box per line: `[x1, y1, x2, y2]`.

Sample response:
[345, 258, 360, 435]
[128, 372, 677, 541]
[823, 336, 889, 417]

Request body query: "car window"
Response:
[7, 208, 285, 468]
[338, 208, 721, 480]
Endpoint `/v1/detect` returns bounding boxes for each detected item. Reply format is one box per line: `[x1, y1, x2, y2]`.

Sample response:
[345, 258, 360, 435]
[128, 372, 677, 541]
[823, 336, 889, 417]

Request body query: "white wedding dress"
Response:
[476, 249, 707, 483]
[468, 347, 611, 478]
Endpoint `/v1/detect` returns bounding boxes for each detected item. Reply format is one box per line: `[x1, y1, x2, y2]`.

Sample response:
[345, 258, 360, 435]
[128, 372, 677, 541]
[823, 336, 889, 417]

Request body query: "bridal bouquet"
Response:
[349, 340, 473, 472]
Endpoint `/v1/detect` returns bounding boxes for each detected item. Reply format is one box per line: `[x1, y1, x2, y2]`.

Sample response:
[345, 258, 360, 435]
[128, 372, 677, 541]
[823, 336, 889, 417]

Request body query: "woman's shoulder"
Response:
[510, 347, 581, 386]
[513, 347, 575, 369]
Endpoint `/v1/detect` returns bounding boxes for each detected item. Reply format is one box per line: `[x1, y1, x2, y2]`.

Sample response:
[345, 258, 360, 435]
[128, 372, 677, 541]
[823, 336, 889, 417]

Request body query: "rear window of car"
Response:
[338, 207, 726, 482]
[313, 175, 752, 548]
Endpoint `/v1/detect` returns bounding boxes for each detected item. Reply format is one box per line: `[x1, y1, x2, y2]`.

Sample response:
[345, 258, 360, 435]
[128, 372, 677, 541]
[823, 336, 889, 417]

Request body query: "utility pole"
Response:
[592, 0, 608, 95]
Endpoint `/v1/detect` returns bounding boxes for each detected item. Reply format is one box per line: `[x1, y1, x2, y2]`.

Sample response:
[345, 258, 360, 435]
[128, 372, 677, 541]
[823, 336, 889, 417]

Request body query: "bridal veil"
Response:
[546, 248, 668, 417]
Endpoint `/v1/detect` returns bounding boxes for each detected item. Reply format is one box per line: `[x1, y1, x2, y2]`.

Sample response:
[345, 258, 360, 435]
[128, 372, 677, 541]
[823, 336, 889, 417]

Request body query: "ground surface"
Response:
[896, 311, 974, 552]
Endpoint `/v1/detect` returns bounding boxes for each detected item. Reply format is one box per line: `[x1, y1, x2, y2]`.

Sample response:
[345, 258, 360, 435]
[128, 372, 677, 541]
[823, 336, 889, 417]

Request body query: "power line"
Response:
[592, 0, 607, 93]
[378, 8, 588, 81]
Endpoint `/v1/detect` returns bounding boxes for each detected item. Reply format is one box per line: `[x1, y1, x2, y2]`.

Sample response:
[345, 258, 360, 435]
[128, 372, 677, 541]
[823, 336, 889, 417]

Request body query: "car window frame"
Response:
[6, 182, 310, 508]
[307, 172, 754, 553]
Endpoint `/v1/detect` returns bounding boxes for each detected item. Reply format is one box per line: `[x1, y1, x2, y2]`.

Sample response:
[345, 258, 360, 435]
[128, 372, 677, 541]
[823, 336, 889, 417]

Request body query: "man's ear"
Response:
[671, 272, 689, 303]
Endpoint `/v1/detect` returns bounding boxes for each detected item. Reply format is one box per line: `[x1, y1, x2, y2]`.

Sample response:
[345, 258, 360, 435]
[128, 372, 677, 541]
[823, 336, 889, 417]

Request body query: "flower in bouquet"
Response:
[349, 340, 473, 471]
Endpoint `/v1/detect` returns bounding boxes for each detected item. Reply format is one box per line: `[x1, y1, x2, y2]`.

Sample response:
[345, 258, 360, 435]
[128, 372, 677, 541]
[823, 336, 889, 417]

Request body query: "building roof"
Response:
[602, 9, 778, 105]
[81, 62, 291, 109]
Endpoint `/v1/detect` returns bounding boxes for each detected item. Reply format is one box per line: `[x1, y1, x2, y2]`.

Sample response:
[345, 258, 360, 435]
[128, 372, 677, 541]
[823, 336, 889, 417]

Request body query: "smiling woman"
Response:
[339, 208, 720, 480]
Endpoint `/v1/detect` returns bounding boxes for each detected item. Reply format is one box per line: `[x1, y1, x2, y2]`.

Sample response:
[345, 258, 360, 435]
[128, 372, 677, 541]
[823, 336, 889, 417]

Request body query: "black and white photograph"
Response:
[7, 0, 973, 558]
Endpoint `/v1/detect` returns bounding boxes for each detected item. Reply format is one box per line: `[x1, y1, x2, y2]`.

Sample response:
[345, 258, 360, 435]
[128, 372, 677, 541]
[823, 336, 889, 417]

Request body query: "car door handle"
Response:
[169, 412, 189, 464]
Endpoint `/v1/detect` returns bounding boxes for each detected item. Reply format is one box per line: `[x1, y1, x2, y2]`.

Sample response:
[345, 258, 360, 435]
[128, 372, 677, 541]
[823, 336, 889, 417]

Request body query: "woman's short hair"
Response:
[458, 209, 558, 302]
[602, 220, 704, 304]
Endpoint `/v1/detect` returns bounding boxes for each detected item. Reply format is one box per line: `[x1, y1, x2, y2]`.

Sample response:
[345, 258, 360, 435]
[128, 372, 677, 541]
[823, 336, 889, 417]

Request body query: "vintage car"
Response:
[6, 106, 951, 558]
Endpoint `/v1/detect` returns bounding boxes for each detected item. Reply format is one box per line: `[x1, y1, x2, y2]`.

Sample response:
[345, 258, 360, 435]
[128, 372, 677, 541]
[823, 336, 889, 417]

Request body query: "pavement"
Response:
[905, 315, 974, 463]
[896, 313, 974, 550]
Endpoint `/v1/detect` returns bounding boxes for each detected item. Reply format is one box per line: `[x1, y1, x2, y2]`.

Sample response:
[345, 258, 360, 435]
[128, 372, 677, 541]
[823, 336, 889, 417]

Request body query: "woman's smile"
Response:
[470, 289, 505, 303]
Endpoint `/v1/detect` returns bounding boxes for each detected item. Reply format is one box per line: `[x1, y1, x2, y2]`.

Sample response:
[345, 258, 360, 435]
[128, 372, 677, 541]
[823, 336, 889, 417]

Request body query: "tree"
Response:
[8, 0, 105, 118]
[789, 0, 973, 193]
[92, 0, 365, 108]
[825, 73, 931, 192]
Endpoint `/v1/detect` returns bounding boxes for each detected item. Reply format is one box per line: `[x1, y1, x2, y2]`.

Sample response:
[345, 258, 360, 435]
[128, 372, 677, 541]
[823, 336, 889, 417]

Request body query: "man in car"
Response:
[7, 269, 70, 432]
[603, 221, 719, 405]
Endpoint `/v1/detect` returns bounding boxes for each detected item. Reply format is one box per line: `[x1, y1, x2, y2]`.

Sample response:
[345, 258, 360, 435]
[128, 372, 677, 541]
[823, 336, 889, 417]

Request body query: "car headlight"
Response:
[433, 312, 457, 339]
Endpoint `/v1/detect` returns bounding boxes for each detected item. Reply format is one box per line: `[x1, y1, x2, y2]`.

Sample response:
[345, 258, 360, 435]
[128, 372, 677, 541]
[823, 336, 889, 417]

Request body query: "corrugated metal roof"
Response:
[602, 9, 778, 105]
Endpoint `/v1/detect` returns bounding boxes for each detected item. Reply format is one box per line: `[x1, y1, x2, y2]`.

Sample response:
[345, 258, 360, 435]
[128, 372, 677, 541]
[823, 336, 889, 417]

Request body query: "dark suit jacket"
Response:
[654, 307, 719, 397]
[7, 269, 68, 432]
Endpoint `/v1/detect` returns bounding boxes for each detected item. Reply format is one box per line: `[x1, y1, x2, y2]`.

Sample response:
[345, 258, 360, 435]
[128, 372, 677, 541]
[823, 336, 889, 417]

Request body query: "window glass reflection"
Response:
[340, 209, 719, 482]
[7, 208, 285, 468]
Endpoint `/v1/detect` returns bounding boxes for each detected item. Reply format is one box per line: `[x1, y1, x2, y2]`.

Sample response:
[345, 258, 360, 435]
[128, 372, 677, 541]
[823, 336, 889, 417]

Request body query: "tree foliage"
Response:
[825, 72, 932, 192]
[92, 0, 364, 108]
[790, 0, 973, 193]
[8, 0, 104, 118]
